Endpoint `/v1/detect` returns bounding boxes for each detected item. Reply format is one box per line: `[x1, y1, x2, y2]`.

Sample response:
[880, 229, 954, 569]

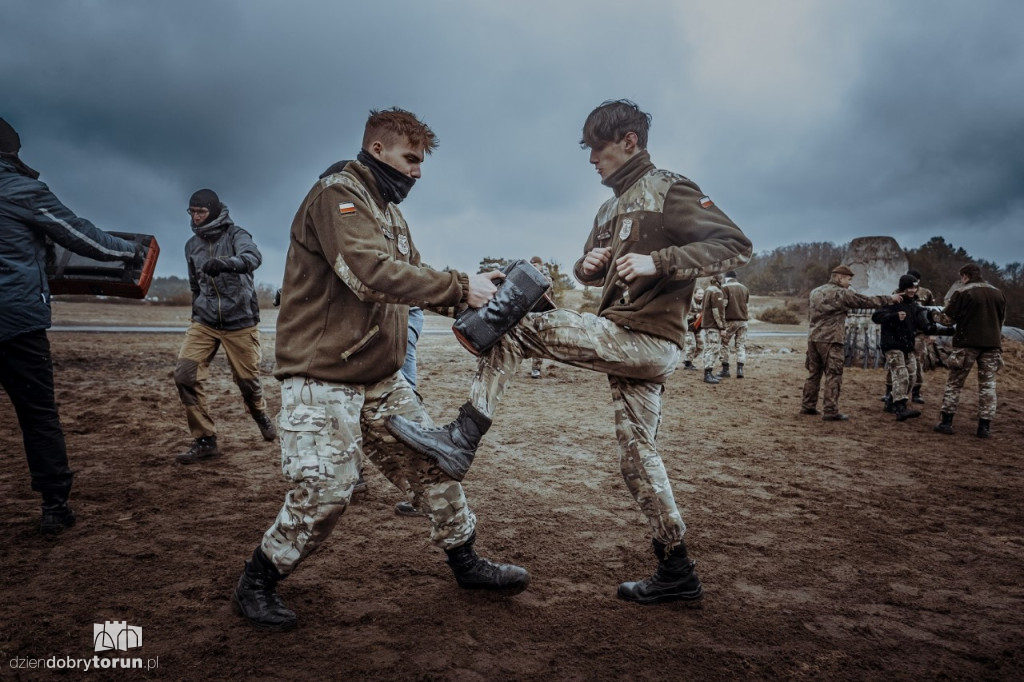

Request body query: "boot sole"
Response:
[385, 420, 470, 481]
[231, 592, 297, 631]
[617, 586, 704, 606]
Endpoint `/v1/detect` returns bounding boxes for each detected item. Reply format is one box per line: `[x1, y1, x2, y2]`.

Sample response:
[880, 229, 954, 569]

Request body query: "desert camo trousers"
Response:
[260, 374, 476, 576]
[683, 329, 704, 365]
[468, 309, 688, 552]
[802, 341, 845, 416]
[884, 349, 918, 403]
[888, 334, 929, 392]
[719, 321, 748, 366]
[173, 322, 268, 438]
[940, 348, 1003, 420]
[702, 329, 723, 371]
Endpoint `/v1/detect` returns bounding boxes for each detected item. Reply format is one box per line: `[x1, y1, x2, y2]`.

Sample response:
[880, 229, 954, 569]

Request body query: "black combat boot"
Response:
[683, 360, 698, 371]
[911, 387, 925, 404]
[893, 399, 921, 422]
[933, 412, 954, 435]
[40, 500, 76, 536]
[386, 402, 491, 481]
[703, 368, 719, 385]
[253, 412, 277, 441]
[716, 362, 731, 378]
[618, 540, 704, 605]
[232, 548, 297, 631]
[445, 533, 530, 595]
[976, 419, 991, 439]
[176, 436, 221, 464]
[736, 362, 744, 378]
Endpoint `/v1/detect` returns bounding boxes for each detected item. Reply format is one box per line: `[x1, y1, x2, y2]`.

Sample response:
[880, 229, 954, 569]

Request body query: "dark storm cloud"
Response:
[3, 0, 1022, 289]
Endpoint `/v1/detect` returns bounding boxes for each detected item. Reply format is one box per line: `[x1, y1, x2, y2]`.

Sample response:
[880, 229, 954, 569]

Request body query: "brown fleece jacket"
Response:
[572, 151, 752, 347]
[275, 161, 468, 384]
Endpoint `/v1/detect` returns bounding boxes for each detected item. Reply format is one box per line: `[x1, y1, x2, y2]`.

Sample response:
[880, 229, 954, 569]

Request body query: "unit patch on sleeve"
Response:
[338, 202, 356, 216]
[699, 195, 714, 209]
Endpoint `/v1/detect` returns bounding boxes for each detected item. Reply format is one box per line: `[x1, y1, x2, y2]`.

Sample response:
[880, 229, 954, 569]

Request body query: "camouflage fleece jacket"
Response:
[274, 160, 468, 385]
[807, 282, 890, 343]
[572, 151, 751, 348]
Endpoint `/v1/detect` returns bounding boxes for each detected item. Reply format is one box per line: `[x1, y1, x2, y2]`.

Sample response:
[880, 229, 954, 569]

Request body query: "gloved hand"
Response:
[202, 258, 231, 275]
[129, 243, 147, 266]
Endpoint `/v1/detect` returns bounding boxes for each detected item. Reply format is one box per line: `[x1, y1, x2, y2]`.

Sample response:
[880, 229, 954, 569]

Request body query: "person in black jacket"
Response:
[173, 189, 275, 463]
[0, 117, 140, 534]
[872, 275, 928, 422]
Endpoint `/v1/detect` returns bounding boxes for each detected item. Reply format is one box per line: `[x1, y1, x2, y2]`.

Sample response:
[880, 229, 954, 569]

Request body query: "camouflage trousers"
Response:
[468, 309, 688, 551]
[884, 349, 917, 403]
[802, 341, 845, 416]
[912, 333, 928, 389]
[702, 329, 723, 371]
[261, 374, 476, 576]
[719, 321, 748, 365]
[683, 328, 704, 365]
[940, 347, 1003, 420]
[173, 322, 267, 438]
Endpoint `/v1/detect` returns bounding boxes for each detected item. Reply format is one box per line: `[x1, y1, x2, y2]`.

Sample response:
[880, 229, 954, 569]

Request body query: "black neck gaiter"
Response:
[357, 149, 416, 204]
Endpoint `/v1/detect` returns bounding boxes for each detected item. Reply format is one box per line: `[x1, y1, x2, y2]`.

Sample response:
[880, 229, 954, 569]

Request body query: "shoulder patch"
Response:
[699, 195, 714, 209]
[338, 202, 356, 216]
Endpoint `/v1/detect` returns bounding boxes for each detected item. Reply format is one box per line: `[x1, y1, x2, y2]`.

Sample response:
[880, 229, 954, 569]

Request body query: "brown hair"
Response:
[362, 107, 438, 154]
[958, 263, 982, 281]
[580, 99, 651, 150]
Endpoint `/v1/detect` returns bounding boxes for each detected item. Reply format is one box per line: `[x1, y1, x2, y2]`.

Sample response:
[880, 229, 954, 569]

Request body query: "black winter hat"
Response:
[898, 274, 918, 292]
[0, 117, 21, 154]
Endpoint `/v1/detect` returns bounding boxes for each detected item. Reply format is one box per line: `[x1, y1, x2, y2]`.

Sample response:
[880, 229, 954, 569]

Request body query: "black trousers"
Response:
[0, 329, 73, 503]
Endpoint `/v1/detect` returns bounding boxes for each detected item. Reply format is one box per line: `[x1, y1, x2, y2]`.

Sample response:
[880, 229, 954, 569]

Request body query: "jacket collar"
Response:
[603, 150, 655, 197]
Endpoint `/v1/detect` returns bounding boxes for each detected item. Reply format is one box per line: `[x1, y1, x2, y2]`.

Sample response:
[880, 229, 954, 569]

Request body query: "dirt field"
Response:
[2, 301, 1022, 680]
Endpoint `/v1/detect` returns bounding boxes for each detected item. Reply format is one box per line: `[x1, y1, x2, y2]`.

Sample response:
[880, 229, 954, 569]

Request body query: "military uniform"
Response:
[701, 281, 727, 373]
[682, 292, 705, 367]
[801, 277, 891, 418]
[719, 276, 750, 371]
[934, 279, 1006, 427]
[469, 151, 751, 553]
[263, 159, 475, 575]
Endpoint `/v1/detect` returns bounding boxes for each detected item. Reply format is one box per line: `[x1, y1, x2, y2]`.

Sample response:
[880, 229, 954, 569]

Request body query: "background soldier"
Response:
[906, 268, 936, 403]
[1, 117, 142, 534]
[872, 275, 926, 422]
[682, 287, 705, 371]
[174, 189, 276, 464]
[801, 265, 899, 421]
[701, 274, 727, 384]
[718, 270, 749, 378]
[932, 263, 1006, 438]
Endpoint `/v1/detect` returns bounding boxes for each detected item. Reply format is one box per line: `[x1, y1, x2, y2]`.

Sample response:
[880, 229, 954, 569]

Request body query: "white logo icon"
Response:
[93, 621, 142, 652]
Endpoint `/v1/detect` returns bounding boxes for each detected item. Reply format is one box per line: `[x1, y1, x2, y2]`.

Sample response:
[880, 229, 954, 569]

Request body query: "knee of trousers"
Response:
[173, 358, 200, 391]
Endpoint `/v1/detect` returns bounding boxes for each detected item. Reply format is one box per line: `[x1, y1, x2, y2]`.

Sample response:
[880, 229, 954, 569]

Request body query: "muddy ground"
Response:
[1, 302, 1022, 680]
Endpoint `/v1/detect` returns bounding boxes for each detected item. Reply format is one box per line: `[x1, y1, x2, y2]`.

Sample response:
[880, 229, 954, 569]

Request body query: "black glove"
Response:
[129, 243, 147, 266]
[202, 258, 230, 275]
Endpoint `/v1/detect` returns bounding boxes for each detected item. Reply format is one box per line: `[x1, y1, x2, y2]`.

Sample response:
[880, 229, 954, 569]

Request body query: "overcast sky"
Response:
[4, 0, 1023, 287]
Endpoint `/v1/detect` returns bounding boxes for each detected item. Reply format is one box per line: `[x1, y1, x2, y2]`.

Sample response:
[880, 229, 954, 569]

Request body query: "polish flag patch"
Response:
[699, 195, 714, 209]
[338, 202, 356, 216]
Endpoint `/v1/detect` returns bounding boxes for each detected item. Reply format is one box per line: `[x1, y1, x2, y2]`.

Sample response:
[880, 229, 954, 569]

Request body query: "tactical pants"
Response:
[261, 374, 475, 575]
[0, 329, 72, 503]
[719, 321, 748, 365]
[702, 329, 723, 371]
[468, 309, 688, 552]
[174, 322, 268, 438]
[940, 348, 1002, 420]
[884, 349, 917, 402]
[802, 341, 845, 416]
[683, 329, 704, 365]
